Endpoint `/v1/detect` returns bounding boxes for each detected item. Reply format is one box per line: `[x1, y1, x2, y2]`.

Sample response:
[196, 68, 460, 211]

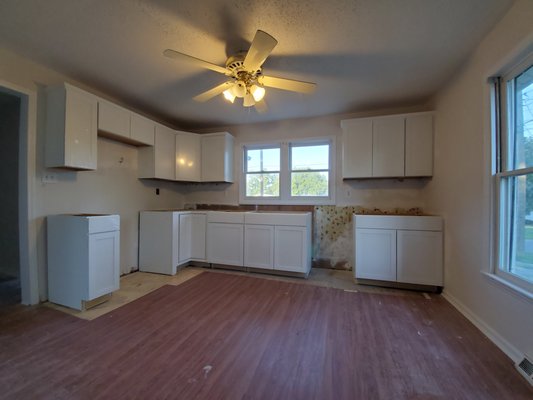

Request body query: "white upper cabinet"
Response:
[138, 124, 176, 180]
[341, 119, 373, 178]
[98, 99, 155, 146]
[372, 116, 405, 177]
[130, 113, 155, 146]
[341, 112, 433, 179]
[176, 131, 201, 182]
[45, 83, 98, 170]
[97, 99, 130, 140]
[405, 114, 433, 177]
[201, 132, 234, 182]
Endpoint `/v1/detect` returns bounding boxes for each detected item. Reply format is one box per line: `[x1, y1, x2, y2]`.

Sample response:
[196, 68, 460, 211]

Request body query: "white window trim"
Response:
[490, 52, 533, 296]
[239, 136, 336, 205]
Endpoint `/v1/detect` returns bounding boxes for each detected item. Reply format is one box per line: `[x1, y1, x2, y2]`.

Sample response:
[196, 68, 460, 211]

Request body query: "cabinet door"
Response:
[179, 214, 192, 264]
[130, 113, 155, 146]
[341, 119, 373, 178]
[88, 231, 120, 300]
[97, 99, 130, 139]
[154, 125, 176, 180]
[355, 228, 396, 281]
[201, 134, 233, 182]
[176, 132, 201, 181]
[245, 224, 274, 269]
[190, 214, 206, 260]
[64, 87, 98, 169]
[207, 223, 243, 266]
[372, 116, 405, 177]
[274, 226, 309, 273]
[405, 114, 433, 177]
[397, 230, 442, 286]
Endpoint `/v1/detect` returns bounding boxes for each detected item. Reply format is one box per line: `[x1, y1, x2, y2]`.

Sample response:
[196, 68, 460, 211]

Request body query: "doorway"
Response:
[0, 91, 21, 305]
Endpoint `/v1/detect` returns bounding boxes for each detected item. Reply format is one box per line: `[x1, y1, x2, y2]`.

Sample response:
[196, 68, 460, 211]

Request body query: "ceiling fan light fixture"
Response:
[250, 85, 266, 102]
[243, 93, 255, 107]
[223, 89, 236, 103]
[231, 82, 247, 98]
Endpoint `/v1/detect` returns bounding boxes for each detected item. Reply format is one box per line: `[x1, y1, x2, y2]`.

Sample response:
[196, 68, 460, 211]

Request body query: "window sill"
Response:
[481, 271, 533, 302]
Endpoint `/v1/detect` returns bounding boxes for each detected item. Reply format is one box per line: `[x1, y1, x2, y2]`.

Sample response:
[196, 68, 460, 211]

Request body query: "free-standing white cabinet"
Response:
[138, 124, 176, 180]
[354, 215, 443, 287]
[139, 211, 180, 275]
[244, 224, 275, 269]
[176, 131, 201, 182]
[179, 212, 206, 263]
[201, 132, 234, 182]
[47, 214, 120, 310]
[355, 228, 397, 281]
[45, 83, 98, 170]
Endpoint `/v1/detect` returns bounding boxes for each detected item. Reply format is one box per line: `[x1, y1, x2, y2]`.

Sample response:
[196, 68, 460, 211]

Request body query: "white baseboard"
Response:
[442, 289, 522, 363]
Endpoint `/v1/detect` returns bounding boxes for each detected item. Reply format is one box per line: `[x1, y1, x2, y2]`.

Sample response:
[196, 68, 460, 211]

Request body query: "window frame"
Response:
[239, 136, 336, 205]
[243, 143, 282, 199]
[492, 52, 533, 295]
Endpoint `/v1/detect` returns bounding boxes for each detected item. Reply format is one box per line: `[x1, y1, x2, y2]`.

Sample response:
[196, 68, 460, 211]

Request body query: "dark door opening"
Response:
[0, 91, 21, 306]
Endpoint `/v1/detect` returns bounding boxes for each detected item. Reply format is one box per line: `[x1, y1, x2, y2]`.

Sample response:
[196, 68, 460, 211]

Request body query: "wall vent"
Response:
[515, 355, 533, 386]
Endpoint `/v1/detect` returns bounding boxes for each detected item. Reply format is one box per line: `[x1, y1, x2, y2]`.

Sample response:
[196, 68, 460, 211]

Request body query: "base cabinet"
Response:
[139, 211, 180, 275]
[244, 224, 275, 269]
[207, 222, 244, 266]
[179, 213, 206, 263]
[354, 215, 443, 287]
[274, 226, 309, 273]
[355, 228, 397, 281]
[47, 214, 120, 310]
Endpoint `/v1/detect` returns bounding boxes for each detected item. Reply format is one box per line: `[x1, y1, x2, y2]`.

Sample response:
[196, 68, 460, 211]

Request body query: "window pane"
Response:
[291, 171, 329, 197]
[246, 148, 280, 172]
[506, 174, 533, 283]
[291, 144, 329, 171]
[246, 173, 279, 197]
[511, 64, 533, 169]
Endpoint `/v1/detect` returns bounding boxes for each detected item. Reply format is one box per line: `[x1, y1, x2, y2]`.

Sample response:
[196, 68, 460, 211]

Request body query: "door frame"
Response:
[0, 80, 39, 305]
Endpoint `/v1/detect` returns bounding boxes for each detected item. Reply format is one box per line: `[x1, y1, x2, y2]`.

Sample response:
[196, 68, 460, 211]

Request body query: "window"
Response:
[494, 55, 533, 292]
[241, 138, 334, 204]
[244, 146, 280, 197]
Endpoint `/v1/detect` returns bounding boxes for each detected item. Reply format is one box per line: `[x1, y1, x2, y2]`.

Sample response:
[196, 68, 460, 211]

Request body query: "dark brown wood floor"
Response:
[0, 272, 531, 400]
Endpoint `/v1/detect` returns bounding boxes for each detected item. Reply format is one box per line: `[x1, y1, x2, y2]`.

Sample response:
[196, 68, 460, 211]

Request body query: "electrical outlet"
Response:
[42, 173, 58, 184]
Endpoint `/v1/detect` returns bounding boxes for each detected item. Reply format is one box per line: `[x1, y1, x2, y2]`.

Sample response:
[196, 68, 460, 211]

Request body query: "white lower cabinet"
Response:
[207, 222, 244, 266]
[244, 224, 275, 269]
[397, 230, 443, 286]
[274, 226, 309, 273]
[354, 215, 443, 287]
[139, 211, 180, 275]
[355, 228, 397, 281]
[179, 213, 206, 263]
[47, 214, 120, 310]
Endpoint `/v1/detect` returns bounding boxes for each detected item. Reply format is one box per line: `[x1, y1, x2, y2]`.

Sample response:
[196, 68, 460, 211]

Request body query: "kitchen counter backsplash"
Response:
[189, 204, 424, 271]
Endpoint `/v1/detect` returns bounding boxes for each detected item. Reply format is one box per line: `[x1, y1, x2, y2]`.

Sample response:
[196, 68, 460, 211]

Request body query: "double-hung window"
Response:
[494, 54, 533, 293]
[241, 138, 334, 204]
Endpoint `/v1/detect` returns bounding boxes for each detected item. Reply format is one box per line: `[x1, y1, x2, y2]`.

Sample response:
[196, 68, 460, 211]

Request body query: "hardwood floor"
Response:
[0, 272, 531, 399]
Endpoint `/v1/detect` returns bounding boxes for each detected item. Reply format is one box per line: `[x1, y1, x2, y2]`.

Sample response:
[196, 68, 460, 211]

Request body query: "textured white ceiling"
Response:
[0, 0, 514, 129]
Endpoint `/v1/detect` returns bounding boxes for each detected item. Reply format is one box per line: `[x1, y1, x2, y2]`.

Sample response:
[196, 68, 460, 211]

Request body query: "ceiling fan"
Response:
[163, 30, 316, 112]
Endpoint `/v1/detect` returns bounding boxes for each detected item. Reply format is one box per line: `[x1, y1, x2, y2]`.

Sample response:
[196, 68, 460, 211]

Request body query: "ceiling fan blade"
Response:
[163, 49, 228, 75]
[193, 81, 233, 102]
[259, 75, 316, 94]
[243, 30, 278, 72]
[254, 99, 268, 114]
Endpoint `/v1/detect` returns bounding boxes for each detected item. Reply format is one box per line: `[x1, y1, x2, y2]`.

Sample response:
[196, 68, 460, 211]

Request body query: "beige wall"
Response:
[188, 107, 431, 209]
[0, 48, 186, 301]
[424, 0, 533, 360]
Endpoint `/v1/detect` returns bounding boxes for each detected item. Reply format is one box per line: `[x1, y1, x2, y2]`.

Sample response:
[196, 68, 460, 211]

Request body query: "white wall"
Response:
[188, 107, 431, 209]
[0, 92, 21, 278]
[0, 47, 186, 301]
[425, 0, 533, 360]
